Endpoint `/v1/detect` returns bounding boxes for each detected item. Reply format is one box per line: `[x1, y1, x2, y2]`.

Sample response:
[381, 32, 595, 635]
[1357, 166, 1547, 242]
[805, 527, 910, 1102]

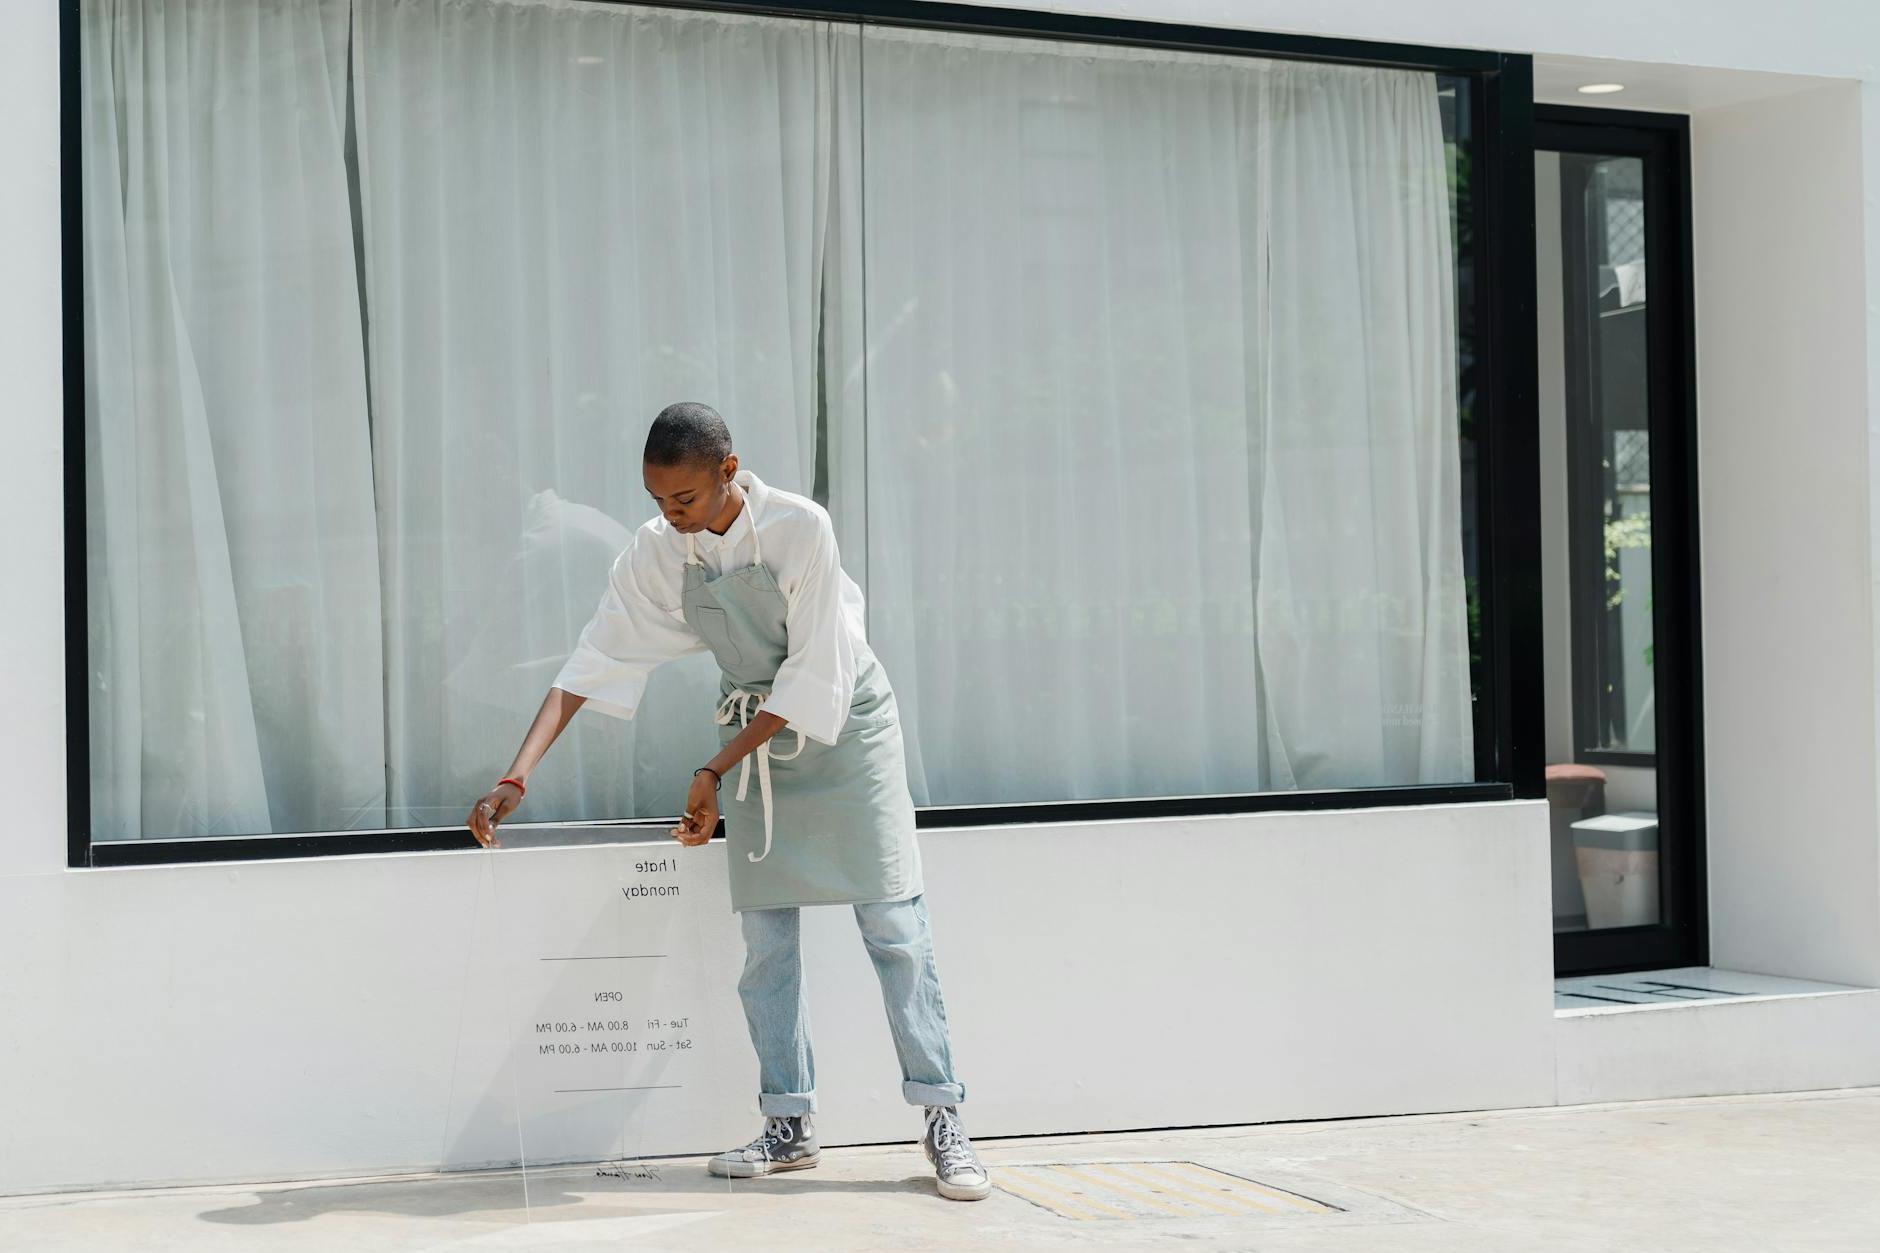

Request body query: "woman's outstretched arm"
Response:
[467, 685, 589, 846]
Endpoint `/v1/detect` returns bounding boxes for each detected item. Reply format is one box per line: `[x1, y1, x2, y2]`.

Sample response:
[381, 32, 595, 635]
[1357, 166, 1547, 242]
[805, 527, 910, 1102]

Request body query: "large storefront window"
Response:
[79, 0, 1483, 842]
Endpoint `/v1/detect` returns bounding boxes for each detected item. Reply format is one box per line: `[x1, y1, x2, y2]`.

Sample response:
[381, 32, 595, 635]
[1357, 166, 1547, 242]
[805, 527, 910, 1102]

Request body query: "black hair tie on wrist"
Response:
[694, 766, 722, 792]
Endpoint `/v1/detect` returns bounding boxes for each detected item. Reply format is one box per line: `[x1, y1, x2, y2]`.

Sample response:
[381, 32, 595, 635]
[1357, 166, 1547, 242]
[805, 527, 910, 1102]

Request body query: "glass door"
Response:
[1535, 107, 1708, 976]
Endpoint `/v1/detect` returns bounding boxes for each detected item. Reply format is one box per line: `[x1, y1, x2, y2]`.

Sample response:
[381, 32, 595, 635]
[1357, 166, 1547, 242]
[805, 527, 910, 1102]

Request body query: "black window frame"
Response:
[61, 0, 1541, 868]
[1537, 105, 1708, 977]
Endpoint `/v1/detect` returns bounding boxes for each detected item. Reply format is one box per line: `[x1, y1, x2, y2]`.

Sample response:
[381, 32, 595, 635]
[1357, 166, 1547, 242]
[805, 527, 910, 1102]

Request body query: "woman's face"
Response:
[644, 455, 738, 533]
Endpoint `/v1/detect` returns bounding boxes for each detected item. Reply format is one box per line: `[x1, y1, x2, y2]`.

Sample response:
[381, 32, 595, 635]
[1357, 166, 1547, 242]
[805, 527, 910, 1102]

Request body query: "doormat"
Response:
[995, 1160, 1342, 1221]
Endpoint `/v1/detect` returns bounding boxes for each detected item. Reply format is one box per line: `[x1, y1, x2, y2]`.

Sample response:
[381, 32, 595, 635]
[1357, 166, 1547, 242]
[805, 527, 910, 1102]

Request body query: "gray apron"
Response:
[678, 499, 923, 912]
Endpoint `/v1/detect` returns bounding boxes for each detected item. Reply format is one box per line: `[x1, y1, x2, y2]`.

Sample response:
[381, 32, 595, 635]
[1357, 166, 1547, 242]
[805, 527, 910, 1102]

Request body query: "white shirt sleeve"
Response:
[762, 509, 857, 746]
[551, 528, 706, 721]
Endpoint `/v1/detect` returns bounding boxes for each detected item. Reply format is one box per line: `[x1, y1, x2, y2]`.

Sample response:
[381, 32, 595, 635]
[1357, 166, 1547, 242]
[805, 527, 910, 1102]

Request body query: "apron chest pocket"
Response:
[693, 605, 743, 666]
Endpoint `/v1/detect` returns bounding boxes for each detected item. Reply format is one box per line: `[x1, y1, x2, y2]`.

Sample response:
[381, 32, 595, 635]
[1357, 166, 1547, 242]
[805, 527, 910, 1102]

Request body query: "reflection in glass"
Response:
[1538, 147, 1663, 935]
[1569, 155, 1655, 756]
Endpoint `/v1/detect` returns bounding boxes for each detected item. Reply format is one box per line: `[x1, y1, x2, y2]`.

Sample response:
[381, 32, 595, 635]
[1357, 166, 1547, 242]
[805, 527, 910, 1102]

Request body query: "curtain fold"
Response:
[81, 0, 386, 839]
[1259, 61, 1474, 789]
[351, 0, 838, 825]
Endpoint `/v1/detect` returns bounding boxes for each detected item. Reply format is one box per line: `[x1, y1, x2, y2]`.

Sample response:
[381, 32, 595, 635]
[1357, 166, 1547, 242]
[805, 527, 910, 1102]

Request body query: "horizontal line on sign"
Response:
[552, 1085, 685, 1094]
[540, 955, 666, 961]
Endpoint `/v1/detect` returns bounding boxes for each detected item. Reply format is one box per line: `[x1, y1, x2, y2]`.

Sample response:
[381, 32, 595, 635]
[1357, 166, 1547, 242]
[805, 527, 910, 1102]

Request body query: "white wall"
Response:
[0, 804, 1556, 1195]
[1535, 73, 1880, 973]
[1556, 987, 1880, 1106]
[0, 2, 64, 885]
[1689, 81, 1880, 987]
[960, 0, 1880, 80]
[4, 0, 1880, 1197]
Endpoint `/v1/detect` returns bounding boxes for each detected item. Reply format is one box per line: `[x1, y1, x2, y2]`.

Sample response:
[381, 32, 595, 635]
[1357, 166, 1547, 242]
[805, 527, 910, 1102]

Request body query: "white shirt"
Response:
[551, 470, 868, 746]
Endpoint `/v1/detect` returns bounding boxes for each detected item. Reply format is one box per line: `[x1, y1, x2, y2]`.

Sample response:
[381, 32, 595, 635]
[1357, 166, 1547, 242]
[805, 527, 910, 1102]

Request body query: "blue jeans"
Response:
[737, 893, 965, 1116]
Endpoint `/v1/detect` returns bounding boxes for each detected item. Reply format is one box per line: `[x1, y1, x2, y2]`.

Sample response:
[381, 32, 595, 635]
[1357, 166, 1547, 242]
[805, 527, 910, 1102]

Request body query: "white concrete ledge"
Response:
[1555, 984, 1880, 1105]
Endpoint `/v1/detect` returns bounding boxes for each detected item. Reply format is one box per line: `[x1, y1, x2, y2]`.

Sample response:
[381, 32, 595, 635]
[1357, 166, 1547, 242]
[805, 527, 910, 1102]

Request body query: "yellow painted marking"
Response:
[1081, 1162, 1191, 1216]
[1121, 1161, 1283, 1215]
[995, 1172, 1092, 1221]
[996, 1168, 1111, 1220]
[1165, 1160, 1333, 1214]
[1048, 1163, 1177, 1217]
[1006, 1166, 1133, 1220]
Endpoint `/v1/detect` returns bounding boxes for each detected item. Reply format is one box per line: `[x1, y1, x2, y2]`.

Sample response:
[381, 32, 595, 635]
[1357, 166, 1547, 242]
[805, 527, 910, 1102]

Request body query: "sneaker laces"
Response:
[925, 1107, 977, 1173]
[734, 1115, 799, 1161]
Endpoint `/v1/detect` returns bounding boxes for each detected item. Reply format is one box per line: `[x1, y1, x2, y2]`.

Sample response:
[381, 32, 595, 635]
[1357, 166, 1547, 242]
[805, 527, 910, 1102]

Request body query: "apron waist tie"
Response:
[713, 688, 806, 863]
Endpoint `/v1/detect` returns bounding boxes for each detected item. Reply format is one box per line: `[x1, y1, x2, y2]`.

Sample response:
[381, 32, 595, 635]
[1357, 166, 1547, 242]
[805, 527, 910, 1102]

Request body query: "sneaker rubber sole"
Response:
[707, 1152, 821, 1179]
[937, 1172, 993, 1201]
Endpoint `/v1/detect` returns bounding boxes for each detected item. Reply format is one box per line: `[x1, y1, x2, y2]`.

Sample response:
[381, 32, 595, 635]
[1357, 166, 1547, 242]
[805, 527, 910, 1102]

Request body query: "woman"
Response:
[466, 401, 991, 1202]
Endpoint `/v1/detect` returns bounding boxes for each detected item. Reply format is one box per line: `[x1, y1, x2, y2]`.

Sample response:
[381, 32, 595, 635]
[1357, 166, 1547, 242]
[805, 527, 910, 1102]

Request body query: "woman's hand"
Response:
[671, 770, 720, 847]
[468, 781, 523, 848]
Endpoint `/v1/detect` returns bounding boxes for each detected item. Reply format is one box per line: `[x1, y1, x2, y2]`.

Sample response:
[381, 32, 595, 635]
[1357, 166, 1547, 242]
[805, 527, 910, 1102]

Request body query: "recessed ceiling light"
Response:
[574, 55, 605, 66]
[1578, 83, 1625, 94]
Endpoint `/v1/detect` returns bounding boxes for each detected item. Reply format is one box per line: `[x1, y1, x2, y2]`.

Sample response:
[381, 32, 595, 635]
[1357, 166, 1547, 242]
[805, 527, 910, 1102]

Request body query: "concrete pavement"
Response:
[3, 1087, 1875, 1251]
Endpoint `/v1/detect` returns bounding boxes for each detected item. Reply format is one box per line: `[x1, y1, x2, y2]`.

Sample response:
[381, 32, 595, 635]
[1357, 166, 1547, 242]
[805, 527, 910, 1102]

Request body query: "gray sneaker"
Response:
[922, 1105, 992, 1201]
[708, 1114, 820, 1178]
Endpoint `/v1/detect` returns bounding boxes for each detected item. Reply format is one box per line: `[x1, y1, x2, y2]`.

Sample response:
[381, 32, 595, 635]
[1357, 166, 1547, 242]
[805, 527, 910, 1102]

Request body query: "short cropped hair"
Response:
[644, 401, 733, 468]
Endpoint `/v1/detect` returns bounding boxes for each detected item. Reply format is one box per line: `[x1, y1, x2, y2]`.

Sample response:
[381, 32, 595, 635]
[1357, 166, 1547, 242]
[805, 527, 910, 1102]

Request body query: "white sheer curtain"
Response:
[81, 0, 386, 839]
[1260, 59, 1473, 790]
[853, 28, 1472, 803]
[82, 0, 1472, 838]
[352, 0, 842, 825]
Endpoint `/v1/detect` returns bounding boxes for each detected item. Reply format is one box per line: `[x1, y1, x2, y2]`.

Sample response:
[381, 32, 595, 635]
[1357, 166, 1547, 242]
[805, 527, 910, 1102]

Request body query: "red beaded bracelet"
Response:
[497, 776, 527, 797]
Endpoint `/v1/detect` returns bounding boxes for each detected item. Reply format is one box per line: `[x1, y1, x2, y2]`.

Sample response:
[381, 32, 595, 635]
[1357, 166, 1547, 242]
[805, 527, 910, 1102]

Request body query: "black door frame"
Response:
[1537, 105, 1708, 976]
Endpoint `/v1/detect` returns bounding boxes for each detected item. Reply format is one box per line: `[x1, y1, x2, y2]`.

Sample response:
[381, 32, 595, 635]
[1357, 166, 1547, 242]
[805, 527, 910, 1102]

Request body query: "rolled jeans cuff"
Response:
[902, 1080, 965, 1108]
[758, 1090, 817, 1117]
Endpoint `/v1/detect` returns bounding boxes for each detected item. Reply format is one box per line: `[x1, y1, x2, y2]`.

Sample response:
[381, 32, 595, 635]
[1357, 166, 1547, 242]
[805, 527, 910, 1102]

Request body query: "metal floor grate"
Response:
[995, 1159, 1341, 1221]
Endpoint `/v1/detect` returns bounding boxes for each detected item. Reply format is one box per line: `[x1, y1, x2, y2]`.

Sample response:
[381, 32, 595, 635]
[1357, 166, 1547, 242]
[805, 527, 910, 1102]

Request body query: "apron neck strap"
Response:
[681, 483, 760, 567]
[743, 485, 763, 565]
